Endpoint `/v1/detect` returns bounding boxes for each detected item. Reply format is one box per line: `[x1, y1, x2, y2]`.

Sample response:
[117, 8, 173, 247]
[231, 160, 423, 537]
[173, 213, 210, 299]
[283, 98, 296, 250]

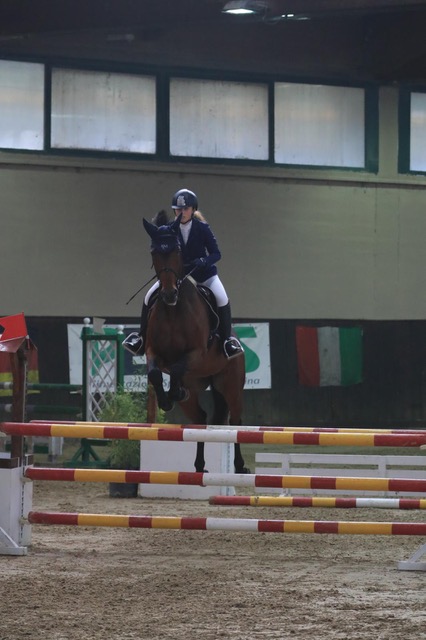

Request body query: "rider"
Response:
[123, 188, 244, 360]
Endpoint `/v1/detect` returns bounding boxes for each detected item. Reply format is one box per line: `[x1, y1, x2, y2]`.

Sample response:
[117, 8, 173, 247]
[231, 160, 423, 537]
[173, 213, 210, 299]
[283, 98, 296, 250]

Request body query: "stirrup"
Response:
[223, 337, 243, 360]
[122, 332, 144, 355]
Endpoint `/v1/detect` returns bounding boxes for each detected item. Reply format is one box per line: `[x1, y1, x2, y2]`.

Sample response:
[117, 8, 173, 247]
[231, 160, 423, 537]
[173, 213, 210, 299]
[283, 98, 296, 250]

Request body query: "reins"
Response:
[125, 264, 197, 306]
[125, 273, 157, 305]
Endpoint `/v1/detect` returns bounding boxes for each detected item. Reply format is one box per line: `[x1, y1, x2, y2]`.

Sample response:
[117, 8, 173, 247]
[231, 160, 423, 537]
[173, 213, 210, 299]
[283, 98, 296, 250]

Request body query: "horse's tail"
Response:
[210, 384, 229, 425]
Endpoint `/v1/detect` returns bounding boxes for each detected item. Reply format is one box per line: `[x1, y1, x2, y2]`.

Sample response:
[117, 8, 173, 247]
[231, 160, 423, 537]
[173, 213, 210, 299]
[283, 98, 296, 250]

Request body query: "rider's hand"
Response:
[191, 258, 206, 268]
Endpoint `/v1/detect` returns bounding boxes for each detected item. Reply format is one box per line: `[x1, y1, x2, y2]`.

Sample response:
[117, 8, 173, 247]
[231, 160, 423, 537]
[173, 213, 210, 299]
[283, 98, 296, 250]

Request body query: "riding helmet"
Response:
[171, 188, 198, 210]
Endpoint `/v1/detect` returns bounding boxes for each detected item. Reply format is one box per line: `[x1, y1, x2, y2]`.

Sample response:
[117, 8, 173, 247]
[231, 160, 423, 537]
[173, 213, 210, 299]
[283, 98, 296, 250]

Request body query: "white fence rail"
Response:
[255, 453, 426, 497]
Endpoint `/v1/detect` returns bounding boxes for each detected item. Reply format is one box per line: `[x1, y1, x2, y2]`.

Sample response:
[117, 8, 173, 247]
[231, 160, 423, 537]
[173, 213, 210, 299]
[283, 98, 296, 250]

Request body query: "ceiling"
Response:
[1, 0, 426, 33]
[1, 0, 426, 83]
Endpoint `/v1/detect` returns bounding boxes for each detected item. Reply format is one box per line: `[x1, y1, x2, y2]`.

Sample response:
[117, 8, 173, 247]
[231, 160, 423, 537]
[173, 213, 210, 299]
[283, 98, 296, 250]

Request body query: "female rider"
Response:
[123, 188, 243, 360]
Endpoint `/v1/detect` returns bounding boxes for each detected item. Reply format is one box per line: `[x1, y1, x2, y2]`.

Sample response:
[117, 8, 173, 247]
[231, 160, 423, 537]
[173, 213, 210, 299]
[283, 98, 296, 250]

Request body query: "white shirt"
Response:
[179, 220, 192, 245]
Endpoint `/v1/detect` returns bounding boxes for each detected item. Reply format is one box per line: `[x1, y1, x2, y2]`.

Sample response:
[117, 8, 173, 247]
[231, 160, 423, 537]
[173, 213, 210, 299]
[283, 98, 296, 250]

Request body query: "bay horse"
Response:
[142, 211, 248, 474]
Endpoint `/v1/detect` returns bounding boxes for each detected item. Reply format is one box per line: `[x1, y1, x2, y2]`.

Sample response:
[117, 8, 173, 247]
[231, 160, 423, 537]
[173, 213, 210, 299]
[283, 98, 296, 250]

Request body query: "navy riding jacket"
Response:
[179, 217, 221, 282]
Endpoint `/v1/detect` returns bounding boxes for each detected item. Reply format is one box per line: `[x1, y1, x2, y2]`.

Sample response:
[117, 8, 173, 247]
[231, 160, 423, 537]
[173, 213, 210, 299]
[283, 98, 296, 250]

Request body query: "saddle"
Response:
[195, 284, 219, 334]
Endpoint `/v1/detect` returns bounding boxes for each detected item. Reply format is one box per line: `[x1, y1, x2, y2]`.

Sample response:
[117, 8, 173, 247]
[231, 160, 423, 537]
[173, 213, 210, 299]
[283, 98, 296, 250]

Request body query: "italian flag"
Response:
[296, 326, 363, 387]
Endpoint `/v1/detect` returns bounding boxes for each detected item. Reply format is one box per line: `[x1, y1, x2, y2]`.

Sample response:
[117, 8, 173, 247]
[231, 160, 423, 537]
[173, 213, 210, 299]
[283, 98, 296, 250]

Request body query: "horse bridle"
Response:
[125, 255, 196, 306]
[156, 265, 183, 290]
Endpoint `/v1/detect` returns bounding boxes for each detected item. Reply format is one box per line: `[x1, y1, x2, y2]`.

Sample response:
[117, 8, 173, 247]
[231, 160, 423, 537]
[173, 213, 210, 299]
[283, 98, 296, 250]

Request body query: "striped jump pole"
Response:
[27, 511, 426, 536]
[3, 422, 426, 447]
[29, 420, 426, 435]
[0, 383, 82, 392]
[24, 467, 426, 493]
[208, 496, 426, 509]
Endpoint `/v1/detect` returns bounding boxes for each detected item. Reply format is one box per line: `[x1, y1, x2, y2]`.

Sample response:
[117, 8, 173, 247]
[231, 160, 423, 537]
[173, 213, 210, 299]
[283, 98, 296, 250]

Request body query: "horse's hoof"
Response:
[236, 466, 251, 474]
[148, 369, 163, 386]
[160, 399, 174, 412]
[171, 387, 190, 402]
[178, 388, 190, 402]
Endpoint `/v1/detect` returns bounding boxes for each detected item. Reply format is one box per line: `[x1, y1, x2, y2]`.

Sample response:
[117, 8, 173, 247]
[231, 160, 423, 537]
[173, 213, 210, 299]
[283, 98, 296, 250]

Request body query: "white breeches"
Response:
[201, 275, 229, 307]
[144, 274, 228, 307]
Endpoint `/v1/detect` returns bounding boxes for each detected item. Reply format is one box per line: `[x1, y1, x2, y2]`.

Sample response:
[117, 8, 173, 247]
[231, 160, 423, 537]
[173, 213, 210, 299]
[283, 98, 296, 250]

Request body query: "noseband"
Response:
[156, 265, 182, 290]
[154, 257, 184, 306]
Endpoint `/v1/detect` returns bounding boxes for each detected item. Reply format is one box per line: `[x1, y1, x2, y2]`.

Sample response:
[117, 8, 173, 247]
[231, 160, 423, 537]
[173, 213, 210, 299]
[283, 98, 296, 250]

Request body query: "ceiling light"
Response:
[280, 13, 310, 20]
[222, 0, 268, 15]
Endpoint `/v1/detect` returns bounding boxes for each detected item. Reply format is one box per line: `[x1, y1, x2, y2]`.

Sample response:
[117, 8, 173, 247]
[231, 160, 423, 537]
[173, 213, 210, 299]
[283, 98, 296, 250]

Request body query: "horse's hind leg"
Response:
[211, 385, 249, 474]
[194, 443, 206, 473]
[233, 444, 249, 474]
[178, 393, 207, 472]
[228, 403, 249, 473]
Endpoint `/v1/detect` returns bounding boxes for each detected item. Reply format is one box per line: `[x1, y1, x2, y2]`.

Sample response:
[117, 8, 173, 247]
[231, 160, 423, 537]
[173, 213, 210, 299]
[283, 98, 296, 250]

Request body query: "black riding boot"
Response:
[122, 302, 149, 356]
[218, 302, 243, 360]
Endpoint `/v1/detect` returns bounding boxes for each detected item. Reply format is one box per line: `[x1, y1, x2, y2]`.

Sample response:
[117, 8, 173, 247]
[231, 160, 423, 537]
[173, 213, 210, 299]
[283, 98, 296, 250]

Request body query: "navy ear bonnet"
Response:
[143, 214, 182, 254]
[151, 228, 180, 254]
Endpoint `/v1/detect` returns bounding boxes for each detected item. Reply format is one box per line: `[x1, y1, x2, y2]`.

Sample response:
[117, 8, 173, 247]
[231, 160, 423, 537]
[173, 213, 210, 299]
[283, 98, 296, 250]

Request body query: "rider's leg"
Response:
[217, 302, 244, 359]
[122, 282, 159, 356]
[202, 275, 243, 360]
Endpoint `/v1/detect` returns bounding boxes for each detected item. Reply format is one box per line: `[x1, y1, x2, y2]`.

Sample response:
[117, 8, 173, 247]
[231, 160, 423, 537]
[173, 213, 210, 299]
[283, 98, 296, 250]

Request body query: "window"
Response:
[409, 92, 426, 172]
[0, 57, 376, 172]
[274, 83, 365, 168]
[51, 68, 156, 153]
[0, 59, 44, 150]
[170, 78, 269, 160]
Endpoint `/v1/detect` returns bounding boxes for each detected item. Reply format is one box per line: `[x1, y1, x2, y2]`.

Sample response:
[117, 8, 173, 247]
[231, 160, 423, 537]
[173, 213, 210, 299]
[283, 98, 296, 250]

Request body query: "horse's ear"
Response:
[170, 213, 182, 233]
[143, 217, 157, 239]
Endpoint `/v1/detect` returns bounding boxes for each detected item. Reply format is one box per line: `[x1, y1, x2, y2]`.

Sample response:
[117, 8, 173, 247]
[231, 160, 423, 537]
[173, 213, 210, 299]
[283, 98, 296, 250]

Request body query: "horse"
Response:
[142, 210, 248, 474]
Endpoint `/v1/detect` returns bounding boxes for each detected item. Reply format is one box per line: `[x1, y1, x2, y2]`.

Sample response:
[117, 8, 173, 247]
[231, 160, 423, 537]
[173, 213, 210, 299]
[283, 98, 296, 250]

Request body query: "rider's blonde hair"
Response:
[193, 210, 206, 222]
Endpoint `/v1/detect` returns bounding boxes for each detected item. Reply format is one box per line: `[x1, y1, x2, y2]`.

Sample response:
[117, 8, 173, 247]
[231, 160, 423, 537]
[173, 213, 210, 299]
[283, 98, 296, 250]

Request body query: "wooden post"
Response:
[9, 345, 27, 462]
[147, 383, 157, 423]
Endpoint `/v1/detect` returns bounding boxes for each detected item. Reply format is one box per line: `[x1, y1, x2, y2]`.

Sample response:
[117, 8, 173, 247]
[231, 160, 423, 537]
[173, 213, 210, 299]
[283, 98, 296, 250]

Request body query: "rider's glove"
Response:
[191, 258, 206, 268]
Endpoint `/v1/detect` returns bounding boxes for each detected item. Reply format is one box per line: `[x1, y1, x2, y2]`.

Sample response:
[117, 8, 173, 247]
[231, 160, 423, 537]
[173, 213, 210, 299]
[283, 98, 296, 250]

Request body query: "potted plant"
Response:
[97, 387, 156, 498]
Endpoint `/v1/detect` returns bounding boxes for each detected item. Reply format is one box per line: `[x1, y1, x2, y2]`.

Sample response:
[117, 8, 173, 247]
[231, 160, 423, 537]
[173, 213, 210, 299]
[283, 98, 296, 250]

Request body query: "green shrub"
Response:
[98, 388, 148, 424]
[98, 388, 165, 470]
[108, 438, 141, 470]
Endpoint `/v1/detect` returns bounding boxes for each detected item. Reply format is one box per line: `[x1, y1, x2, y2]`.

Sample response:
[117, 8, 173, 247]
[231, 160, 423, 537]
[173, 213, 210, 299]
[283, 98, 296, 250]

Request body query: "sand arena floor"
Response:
[1, 480, 426, 640]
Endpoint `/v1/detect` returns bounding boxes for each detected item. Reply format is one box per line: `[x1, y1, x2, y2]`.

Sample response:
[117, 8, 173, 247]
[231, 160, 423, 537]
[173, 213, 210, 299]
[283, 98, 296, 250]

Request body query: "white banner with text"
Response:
[68, 322, 271, 390]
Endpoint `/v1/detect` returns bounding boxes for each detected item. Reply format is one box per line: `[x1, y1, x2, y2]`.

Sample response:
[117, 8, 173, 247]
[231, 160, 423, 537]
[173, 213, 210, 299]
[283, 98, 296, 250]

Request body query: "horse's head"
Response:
[143, 211, 183, 306]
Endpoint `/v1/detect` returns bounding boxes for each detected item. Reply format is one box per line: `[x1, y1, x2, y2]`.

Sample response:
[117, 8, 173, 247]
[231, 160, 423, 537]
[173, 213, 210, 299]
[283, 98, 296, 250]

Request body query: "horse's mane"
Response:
[152, 210, 170, 226]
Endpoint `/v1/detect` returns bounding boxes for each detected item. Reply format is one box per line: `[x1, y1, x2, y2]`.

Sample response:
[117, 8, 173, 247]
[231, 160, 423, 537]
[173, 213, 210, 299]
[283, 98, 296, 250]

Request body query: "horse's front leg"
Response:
[168, 357, 189, 403]
[147, 356, 174, 412]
